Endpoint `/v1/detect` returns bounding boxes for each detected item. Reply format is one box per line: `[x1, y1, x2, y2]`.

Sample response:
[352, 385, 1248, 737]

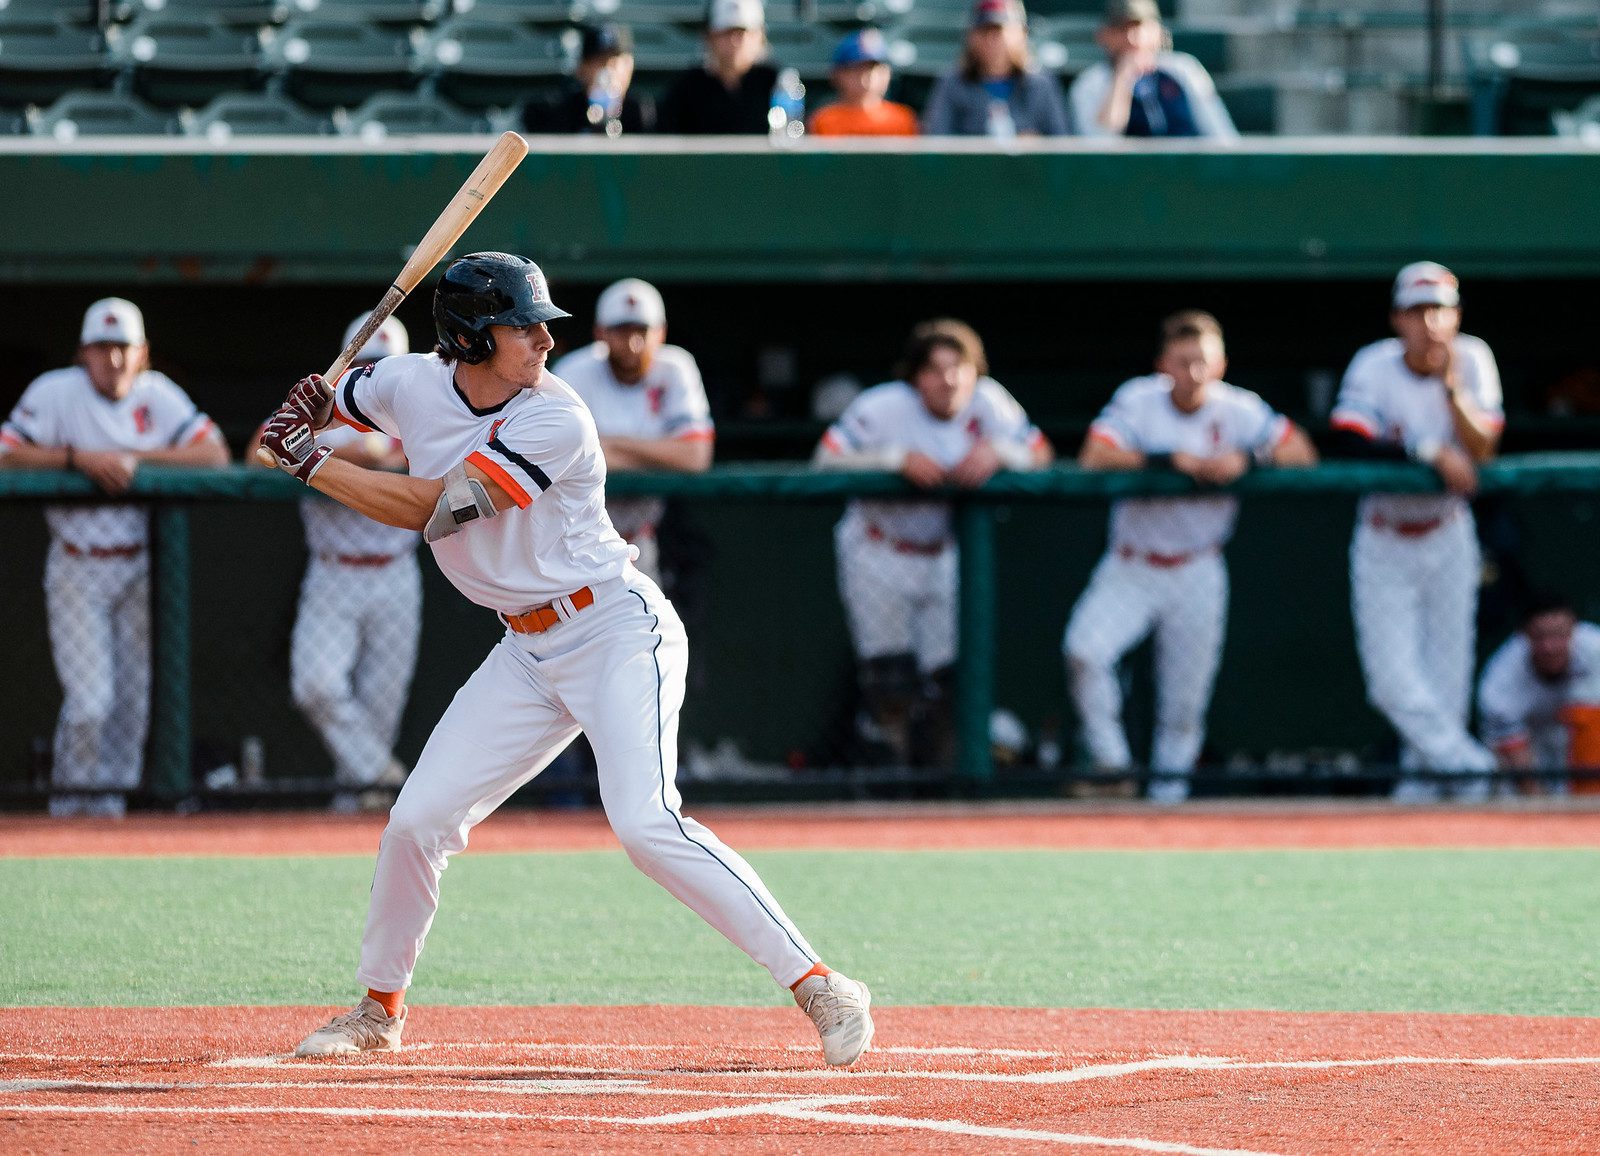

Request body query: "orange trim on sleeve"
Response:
[820, 430, 845, 454]
[674, 428, 716, 442]
[1329, 415, 1377, 438]
[0, 430, 23, 448]
[1493, 734, 1531, 754]
[183, 417, 218, 447]
[466, 450, 532, 509]
[1087, 427, 1125, 450]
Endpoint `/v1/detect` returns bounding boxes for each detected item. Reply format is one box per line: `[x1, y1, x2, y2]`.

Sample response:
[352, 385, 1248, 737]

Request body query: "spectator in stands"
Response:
[921, 0, 1069, 138]
[1330, 261, 1503, 803]
[551, 278, 714, 584]
[809, 28, 918, 137]
[1478, 592, 1600, 797]
[0, 298, 228, 818]
[813, 319, 1052, 767]
[657, 0, 779, 135]
[1068, 0, 1237, 140]
[523, 23, 656, 135]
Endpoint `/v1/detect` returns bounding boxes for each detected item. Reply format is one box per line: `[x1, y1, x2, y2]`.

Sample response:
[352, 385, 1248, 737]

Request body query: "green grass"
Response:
[3, 849, 1596, 1016]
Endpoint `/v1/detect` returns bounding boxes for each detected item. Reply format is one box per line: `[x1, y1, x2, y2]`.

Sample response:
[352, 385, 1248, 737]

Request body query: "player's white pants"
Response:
[1350, 514, 1495, 773]
[835, 522, 956, 673]
[1063, 550, 1228, 775]
[355, 571, 821, 994]
[291, 555, 421, 787]
[44, 543, 150, 818]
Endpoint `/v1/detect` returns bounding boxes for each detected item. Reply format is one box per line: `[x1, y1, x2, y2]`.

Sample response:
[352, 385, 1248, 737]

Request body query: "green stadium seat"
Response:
[881, 16, 964, 79]
[1552, 92, 1600, 141]
[111, 0, 292, 27]
[418, 18, 574, 109]
[624, 21, 699, 84]
[764, 20, 841, 84]
[0, 0, 100, 25]
[287, 0, 451, 23]
[589, 0, 710, 29]
[107, 15, 266, 108]
[444, 0, 583, 25]
[1466, 24, 1600, 135]
[1170, 26, 1228, 76]
[260, 17, 419, 108]
[178, 90, 331, 138]
[797, 0, 915, 29]
[25, 88, 172, 137]
[334, 88, 482, 136]
[0, 15, 113, 107]
[1028, 15, 1099, 77]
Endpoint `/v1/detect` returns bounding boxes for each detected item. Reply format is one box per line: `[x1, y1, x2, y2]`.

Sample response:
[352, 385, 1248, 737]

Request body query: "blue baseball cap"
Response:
[832, 28, 889, 67]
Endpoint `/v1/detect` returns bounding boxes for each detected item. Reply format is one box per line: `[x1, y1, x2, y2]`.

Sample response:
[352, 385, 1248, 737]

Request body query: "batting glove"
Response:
[283, 373, 334, 431]
[260, 407, 332, 484]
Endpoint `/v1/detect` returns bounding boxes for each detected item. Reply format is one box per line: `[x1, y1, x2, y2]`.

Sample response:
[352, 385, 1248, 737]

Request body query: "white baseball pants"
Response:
[355, 572, 821, 994]
[1350, 514, 1495, 773]
[1064, 550, 1228, 775]
[44, 543, 150, 818]
[835, 524, 956, 673]
[291, 556, 421, 787]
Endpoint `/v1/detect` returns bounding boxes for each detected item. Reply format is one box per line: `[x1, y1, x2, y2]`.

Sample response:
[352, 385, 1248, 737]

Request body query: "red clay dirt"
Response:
[3, 802, 1599, 857]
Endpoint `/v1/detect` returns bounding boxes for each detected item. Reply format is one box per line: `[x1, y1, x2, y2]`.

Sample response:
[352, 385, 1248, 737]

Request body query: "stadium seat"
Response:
[0, 0, 100, 24]
[178, 91, 331, 139]
[1552, 92, 1600, 141]
[417, 18, 574, 108]
[443, 0, 582, 25]
[797, 0, 916, 30]
[587, 0, 711, 29]
[764, 20, 842, 85]
[333, 88, 482, 136]
[0, 15, 113, 107]
[110, 0, 292, 26]
[1466, 23, 1600, 135]
[285, 0, 451, 23]
[25, 89, 172, 137]
[106, 15, 266, 108]
[260, 17, 419, 108]
[881, 16, 964, 80]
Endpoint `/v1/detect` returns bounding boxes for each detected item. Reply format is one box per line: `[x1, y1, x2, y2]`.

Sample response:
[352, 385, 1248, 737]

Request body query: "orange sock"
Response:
[366, 988, 404, 1017]
[789, 962, 832, 992]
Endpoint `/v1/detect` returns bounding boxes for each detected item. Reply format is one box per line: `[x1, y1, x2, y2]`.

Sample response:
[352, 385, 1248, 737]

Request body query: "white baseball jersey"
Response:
[330, 352, 631, 610]
[552, 342, 714, 540]
[1, 367, 217, 548]
[820, 378, 1046, 546]
[1331, 335, 1503, 525]
[1087, 375, 1290, 555]
[1478, 622, 1600, 763]
[300, 424, 421, 559]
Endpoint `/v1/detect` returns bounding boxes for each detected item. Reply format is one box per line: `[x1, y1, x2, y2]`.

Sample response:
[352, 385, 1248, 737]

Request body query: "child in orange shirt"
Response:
[808, 28, 919, 137]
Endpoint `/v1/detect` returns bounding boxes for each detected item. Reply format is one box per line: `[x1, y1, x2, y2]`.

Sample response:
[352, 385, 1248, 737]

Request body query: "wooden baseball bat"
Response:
[257, 130, 530, 466]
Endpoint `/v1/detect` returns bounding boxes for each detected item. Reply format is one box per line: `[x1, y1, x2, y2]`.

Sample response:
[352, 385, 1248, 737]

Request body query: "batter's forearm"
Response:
[309, 456, 442, 531]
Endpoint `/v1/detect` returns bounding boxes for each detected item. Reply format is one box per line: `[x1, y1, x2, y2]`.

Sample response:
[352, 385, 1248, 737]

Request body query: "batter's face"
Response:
[1391, 304, 1460, 354]
[483, 322, 555, 392]
[79, 340, 147, 401]
[597, 322, 665, 383]
[1157, 334, 1226, 408]
[1525, 609, 1577, 681]
[914, 344, 979, 420]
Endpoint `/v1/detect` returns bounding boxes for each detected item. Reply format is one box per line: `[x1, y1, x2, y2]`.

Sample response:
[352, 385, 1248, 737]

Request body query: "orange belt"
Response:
[503, 586, 595, 635]
[321, 552, 399, 567]
[1117, 545, 1201, 569]
[1369, 514, 1445, 537]
[865, 523, 948, 557]
[62, 542, 142, 559]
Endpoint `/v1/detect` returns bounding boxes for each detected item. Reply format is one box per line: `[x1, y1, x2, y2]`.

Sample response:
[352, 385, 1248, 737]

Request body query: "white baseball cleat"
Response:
[294, 996, 406, 1057]
[795, 972, 874, 1067]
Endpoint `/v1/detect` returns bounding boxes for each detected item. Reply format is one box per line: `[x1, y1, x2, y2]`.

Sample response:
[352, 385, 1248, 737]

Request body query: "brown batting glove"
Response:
[259, 407, 332, 484]
[283, 373, 335, 430]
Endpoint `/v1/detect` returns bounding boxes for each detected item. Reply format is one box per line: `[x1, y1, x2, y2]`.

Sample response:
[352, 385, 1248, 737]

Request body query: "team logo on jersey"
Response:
[488, 418, 505, 442]
[526, 271, 548, 303]
[133, 405, 152, 434]
[1209, 421, 1222, 449]
[966, 416, 982, 441]
[646, 386, 664, 415]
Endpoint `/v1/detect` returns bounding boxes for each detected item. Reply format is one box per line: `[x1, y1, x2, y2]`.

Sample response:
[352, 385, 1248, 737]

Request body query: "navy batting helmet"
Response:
[432, 252, 570, 365]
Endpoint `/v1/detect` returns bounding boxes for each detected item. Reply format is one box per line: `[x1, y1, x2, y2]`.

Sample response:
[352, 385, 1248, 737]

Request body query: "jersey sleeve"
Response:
[0, 374, 58, 452]
[146, 374, 218, 447]
[1330, 350, 1386, 440]
[465, 403, 586, 510]
[329, 360, 400, 437]
[819, 389, 886, 456]
[1234, 389, 1291, 458]
[1476, 651, 1528, 751]
[978, 379, 1047, 451]
[1085, 380, 1145, 451]
[662, 354, 714, 441]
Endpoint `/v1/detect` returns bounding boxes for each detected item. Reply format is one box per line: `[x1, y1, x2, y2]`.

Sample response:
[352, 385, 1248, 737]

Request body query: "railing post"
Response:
[956, 498, 996, 785]
[148, 504, 192, 801]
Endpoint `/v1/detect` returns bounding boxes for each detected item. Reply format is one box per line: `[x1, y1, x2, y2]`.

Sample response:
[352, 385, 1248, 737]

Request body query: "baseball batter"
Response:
[0, 298, 228, 817]
[1064, 311, 1316, 803]
[258, 253, 873, 1066]
[550, 278, 713, 583]
[814, 319, 1051, 765]
[1331, 262, 1502, 801]
[249, 314, 420, 811]
[1477, 594, 1600, 796]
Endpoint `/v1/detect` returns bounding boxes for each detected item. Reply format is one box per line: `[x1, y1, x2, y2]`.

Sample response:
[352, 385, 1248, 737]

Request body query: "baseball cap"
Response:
[596, 278, 666, 328]
[971, 0, 1023, 27]
[580, 22, 632, 61]
[343, 312, 410, 363]
[1392, 261, 1460, 309]
[707, 0, 763, 32]
[1103, 0, 1161, 23]
[80, 297, 145, 346]
[833, 27, 889, 67]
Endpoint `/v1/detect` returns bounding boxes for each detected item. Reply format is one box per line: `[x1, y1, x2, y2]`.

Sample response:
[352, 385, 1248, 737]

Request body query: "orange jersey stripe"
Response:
[467, 450, 532, 509]
[675, 429, 715, 442]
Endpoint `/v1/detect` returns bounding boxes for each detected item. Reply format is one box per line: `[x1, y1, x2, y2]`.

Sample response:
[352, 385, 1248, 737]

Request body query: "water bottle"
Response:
[240, 735, 264, 787]
[585, 65, 623, 138]
[767, 67, 806, 142]
[986, 98, 1016, 140]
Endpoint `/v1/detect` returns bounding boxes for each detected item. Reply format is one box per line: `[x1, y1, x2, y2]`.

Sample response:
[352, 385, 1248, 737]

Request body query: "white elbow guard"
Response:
[424, 460, 500, 542]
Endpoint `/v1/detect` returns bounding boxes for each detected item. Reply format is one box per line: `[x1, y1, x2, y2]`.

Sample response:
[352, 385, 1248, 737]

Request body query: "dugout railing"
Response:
[3, 454, 1599, 808]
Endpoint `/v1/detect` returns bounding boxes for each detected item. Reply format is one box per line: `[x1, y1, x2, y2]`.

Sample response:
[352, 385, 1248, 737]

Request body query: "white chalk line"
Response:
[0, 1077, 850, 1101]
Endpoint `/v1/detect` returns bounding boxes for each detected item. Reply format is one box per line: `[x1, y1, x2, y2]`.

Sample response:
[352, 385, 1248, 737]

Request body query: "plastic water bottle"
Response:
[986, 98, 1016, 140]
[585, 65, 623, 137]
[767, 67, 806, 142]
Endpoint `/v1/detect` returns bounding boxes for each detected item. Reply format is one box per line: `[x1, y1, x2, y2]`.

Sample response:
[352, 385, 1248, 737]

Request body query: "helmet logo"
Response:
[526, 271, 547, 303]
